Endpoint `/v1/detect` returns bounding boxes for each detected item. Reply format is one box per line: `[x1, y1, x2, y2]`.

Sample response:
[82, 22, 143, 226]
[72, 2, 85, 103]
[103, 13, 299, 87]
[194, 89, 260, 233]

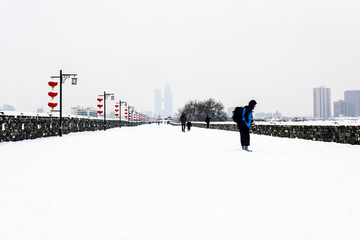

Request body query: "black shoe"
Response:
[244, 146, 252, 152]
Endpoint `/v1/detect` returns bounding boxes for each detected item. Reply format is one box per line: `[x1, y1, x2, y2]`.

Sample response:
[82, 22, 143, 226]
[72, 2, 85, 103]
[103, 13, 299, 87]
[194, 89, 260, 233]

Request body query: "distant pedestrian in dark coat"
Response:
[239, 100, 257, 152]
[180, 113, 187, 132]
[187, 120, 192, 131]
[205, 115, 211, 128]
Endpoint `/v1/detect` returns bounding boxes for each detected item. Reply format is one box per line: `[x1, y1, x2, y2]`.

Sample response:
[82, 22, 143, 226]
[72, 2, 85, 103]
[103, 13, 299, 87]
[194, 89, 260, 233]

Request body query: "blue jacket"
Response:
[242, 106, 253, 128]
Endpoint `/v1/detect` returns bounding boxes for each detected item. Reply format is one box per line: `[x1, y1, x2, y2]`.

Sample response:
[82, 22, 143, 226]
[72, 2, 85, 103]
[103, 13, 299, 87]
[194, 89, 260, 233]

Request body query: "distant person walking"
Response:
[180, 112, 187, 132]
[205, 115, 211, 128]
[238, 100, 257, 152]
[187, 120, 192, 131]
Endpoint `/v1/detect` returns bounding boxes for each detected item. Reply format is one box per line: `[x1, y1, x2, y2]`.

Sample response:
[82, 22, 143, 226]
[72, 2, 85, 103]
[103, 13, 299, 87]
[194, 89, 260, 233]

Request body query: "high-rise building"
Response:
[163, 84, 173, 118]
[344, 90, 360, 117]
[154, 85, 173, 118]
[154, 89, 162, 116]
[313, 87, 331, 119]
[334, 100, 346, 117]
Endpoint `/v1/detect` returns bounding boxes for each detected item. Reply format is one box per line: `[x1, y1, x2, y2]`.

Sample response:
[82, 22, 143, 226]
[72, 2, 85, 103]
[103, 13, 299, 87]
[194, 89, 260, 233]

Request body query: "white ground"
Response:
[1, 124, 360, 240]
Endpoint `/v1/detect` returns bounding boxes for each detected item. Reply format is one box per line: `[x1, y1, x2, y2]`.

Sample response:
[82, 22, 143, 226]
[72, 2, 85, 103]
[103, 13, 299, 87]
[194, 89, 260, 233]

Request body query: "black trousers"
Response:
[181, 123, 186, 132]
[239, 125, 250, 146]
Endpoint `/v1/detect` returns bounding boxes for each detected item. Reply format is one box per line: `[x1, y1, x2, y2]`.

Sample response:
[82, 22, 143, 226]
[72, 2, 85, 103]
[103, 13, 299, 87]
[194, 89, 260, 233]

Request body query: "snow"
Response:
[1, 124, 360, 240]
[194, 118, 360, 126]
[255, 119, 360, 126]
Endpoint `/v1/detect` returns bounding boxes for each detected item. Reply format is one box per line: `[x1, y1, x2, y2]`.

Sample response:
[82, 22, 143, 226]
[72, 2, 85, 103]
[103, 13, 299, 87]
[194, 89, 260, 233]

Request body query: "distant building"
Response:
[313, 87, 331, 119]
[154, 89, 162, 116]
[154, 84, 173, 118]
[228, 107, 235, 117]
[37, 108, 44, 113]
[254, 111, 282, 119]
[334, 100, 346, 117]
[2, 104, 16, 111]
[163, 84, 173, 118]
[344, 90, 360, 117]
[143, 111, 154, 118]
[71, 106, 98, 117]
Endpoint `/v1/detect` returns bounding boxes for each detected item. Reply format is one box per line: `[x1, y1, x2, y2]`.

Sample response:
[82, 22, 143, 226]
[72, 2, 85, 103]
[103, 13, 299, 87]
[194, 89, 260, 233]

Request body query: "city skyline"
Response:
[2, 86, 360, 119]
[1, 0, 360, 117]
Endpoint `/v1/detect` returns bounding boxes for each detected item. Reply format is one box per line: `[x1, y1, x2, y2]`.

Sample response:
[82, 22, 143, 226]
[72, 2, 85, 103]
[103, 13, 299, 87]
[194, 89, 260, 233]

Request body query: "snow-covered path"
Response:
[1, 124, 360, 240]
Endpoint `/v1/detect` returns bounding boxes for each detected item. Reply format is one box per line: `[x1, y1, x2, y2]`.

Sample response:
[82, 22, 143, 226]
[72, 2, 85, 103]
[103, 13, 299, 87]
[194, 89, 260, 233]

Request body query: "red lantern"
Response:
[98, 111, 103, 115]
[97, 104, 103, 109]
[48, 102, 58, 109]
[48, 81, 58, 90]
[97, 98, 103, 102]
[48, 92, 58, 99]
[115, 113, 119, 117]
[115, 105, 119, 108]
[115, 109, 119, 112]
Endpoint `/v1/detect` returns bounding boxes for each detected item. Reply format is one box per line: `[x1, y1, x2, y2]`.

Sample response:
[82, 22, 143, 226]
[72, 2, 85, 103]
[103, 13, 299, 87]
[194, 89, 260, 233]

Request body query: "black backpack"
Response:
[232, 106, 244, 123]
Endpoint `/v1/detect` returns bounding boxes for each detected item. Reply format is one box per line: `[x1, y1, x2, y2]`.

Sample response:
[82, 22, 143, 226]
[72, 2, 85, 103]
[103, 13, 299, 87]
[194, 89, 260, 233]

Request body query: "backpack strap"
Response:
[242, 107, 246, 122]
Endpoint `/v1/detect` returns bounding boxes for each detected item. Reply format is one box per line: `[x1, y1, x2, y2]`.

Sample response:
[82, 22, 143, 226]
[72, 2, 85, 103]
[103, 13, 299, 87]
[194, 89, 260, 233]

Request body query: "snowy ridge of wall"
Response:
[0, 115, 141, 142]
[190, 123, 360, 145]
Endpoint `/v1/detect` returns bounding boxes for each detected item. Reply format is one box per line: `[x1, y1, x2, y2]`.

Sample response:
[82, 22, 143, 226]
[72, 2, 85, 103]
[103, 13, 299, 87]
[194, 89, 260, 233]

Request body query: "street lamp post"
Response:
[128, 106, 134, 123]
[99, 91, 114, 131]
[116, 100, 126, 128]
[127, 105, 131, 123]
[50, 70, 77, 137]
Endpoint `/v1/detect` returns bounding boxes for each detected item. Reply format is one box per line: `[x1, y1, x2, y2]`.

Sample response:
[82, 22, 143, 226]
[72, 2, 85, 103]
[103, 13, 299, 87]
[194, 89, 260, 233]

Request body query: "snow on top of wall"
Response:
[193, 118, 360, 126]
[0, 111, 103, 120]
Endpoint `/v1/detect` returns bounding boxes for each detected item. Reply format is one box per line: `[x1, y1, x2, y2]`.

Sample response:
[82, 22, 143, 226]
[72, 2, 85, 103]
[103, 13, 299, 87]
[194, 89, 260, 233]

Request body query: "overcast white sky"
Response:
[1, 0, 359, 117]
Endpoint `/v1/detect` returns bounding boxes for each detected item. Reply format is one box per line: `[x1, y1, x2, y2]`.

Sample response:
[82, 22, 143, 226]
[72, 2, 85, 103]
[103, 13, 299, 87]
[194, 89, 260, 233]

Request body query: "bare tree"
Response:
[177, 98, 228, 122]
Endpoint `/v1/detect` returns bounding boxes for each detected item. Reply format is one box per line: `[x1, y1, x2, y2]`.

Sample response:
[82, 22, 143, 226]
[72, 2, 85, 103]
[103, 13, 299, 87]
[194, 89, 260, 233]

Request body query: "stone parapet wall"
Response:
[0, 115, 142, 142]
[189, 123, 360, 145]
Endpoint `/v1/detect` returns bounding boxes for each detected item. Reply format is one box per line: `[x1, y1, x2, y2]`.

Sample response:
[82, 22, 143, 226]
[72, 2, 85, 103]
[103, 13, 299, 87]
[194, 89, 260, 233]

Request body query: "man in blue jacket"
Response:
[239, 100, 257, 152]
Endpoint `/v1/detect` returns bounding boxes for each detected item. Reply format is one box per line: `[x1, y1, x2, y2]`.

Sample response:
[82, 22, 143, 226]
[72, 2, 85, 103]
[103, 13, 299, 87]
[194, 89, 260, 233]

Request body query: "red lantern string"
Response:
[48, 81, 58, 90]
[48, 92, 58, 100]
[48, 102, 58, 109]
